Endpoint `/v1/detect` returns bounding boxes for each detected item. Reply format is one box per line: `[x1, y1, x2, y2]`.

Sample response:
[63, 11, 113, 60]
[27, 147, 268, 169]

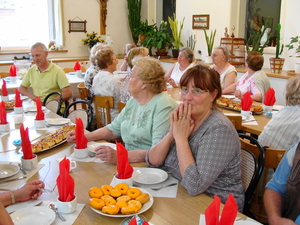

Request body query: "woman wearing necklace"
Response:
[146, 64, 244, 211]
[67, 56, 178, 163]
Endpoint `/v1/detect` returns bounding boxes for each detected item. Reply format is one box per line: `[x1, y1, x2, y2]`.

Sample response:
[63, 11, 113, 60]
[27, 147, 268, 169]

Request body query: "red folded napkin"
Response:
[75, 118, 88, 149]
[116, 142, 134, 179]
[219, 194, 238, 225]
[205, 195, 220, 225]
[1, 79, 8, 96]
[0, 101, 8, 124]
[14, 88, 23, 107]
[73, 61, 81, 71]
[20, 124, 34, 159]
[264, 88, 276, 106]
[9, 64, 17, 77]
[35, 97, 45, 120]
[128, 217, 137, 225]
[56, 156, 75, 202]
[241, 91, 253, 111]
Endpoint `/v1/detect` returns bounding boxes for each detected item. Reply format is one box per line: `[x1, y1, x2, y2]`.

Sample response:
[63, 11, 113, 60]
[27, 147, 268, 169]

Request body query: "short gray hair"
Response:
[215, 46, 229, 61]
[31, 42, 47, 52]
[179, 47, 194, 63]
[286, 76, 300, 106]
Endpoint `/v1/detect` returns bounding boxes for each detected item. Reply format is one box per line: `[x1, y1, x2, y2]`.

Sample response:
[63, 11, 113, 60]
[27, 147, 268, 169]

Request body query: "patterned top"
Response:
[119, 75, 132, 103]
[146, 110, 245, 211]
[210, 64, 237, 89]
[236, 71, 260, 96]
[84, 64, 99, 95]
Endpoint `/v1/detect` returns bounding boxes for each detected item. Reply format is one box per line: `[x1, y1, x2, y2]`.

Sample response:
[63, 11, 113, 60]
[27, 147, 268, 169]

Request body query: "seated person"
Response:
[210, 46, 237, 94]
[120, 43, 137, 72]
[92, 46, 121, 121]
[258, 76, 300, 149]
[67, 56, 178, 163]
[18, 42, 72, 106]
[264, 141, 300, 225]
[0, 180, 45, 225]
[225, 51, 270, 102]
[146, 64, 244, 211]
[165, 47, 195, 88]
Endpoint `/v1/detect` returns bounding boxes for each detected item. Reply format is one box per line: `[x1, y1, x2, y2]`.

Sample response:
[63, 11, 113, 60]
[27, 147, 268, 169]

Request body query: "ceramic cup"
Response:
[110, 174, 133, 187]
[34, 119, 46, 128]
[57, 195, 77, 214]
[0, 123, 10, 132]
[74, 147, 88, 159]
[1, 96, 9, 102]
[10, 76, 18, 84]
[12, 114, 25, 124]
[21, 154, 38, 170]
[14, 106, 24, 114]
[56, 157, 77, 171]
[263, 105, 273, 113]
[241, 110, 252, 119]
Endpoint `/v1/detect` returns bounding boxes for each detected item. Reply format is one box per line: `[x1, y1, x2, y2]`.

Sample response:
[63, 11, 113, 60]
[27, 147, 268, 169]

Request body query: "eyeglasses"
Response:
[180, 86, 208, 96]
[128, 73, 139, 79]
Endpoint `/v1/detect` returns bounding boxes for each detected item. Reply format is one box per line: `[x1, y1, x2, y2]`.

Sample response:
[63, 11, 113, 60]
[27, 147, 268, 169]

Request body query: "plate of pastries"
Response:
[5, 101, 15, 109]
[216, 96, 263, 114]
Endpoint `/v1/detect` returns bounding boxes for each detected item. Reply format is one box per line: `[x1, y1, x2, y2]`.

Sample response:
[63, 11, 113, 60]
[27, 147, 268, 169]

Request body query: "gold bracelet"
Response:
[10, 191, 15, 204]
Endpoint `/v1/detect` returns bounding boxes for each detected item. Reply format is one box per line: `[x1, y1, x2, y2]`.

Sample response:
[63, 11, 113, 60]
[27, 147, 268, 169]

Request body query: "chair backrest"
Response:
[43, 92, 63, 115]
[77, 82, 91, 110]
[0, 72, 10, 78]
[93, 95, 114, 128]
[118, 102, 126, 113]
[226, 115, 242, 130]
[63, 100, 94, 131]
[239, 133, 265, 218]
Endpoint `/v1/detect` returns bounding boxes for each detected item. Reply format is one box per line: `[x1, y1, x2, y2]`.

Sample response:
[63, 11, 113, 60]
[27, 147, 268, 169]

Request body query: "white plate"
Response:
[90, 187, 154, 218]
[222, 95, 236, 99]
[46, 118, 70, 125]
[132, 168, 168, 185]
[241, 115, 246, 121]
[199, 215, 261, 225]
[272, 105, 284, 111]
[10, 206, 55, 225]
[25, 106, 46, 112]
[0, 164, 20, 179]
[88, 142, 116, 152]
[9, 95, 29, 100]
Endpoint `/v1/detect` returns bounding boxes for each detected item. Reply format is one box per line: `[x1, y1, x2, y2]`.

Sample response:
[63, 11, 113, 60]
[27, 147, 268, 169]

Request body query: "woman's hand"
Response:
[168, 78, 179, 88]
[66, 130, 76, 143]
[95, 146, 117, 163]
[15, 180, 45, 203]
[234, 90, 242, 99]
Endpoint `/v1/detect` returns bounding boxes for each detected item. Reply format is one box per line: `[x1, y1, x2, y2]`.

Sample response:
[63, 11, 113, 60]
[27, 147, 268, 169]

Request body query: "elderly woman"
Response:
[210, 46, 237, 94]
[147, 64, 244, 211]
[226, 51, 270, 102]
[67, 56, 178, 163]
[119, 43, 137, 72]
[258, 76, 300, 149]
[165, 47, 195, 88]
[92, 46, 121, 121]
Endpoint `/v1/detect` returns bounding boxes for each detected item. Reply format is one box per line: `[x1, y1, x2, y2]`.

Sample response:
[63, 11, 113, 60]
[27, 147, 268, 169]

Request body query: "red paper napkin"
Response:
[14, 88, 23, 107]
[1, 79, 8, 96]
[205, 195, 220, 225]
[116, 142, 134, 179]
[9, 64, 17, 77]
[20, 124, 34, 159]
[241, 91, 253, 111]
[264, 88, 276, 106]
[56, 157, 75, 202]
[35, 97, 45, 120]
[219, 194, 238, 225]
[73, 61, 81, 71]
[0, 101, 8, 124]
[128, 217, 137, 225]
[75, 118, 88, 149]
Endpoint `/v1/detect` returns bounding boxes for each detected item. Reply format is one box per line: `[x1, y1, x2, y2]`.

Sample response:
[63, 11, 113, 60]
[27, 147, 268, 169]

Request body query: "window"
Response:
[0, 0, 63, 50]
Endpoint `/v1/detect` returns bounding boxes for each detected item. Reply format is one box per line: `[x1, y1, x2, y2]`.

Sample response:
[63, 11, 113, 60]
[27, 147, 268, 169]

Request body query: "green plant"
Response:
[133, 20, 156, 37]
[187, 34, 196, 51]
[126, 0, 142, 44]
[274, 23, 284, 58]
[285, 36, 300, 57]
[168, 13, 185, 50]
[203, 29, 216, 56]
[82, 31, 105, 48]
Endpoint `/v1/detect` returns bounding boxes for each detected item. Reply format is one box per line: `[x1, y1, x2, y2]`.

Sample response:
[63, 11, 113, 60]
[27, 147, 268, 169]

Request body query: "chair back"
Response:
[43, 92, 63, 115]
[93, 95, 114, 128]
[63, 100, 93, 131]
[118, 102, 126, 113]
[226, 114, 242, 130]
[0, 72, 10, 78]
[77, 82, 91, 110]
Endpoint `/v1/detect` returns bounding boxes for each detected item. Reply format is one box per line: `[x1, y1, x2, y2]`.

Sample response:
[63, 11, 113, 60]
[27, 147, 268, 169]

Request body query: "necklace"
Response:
[132, 102, 149, 126]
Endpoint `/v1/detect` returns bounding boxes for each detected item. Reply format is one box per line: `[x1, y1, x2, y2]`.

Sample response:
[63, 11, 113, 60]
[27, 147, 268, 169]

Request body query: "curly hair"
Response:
[132, 56, 166, 94]
[246, 51, 264, 71]
[286, 76, 300, 106]
[126, 47, 149, 69]
[179, 47, 194, 63]
[94, 46, 115, 69]
[90, 43, 107, 65]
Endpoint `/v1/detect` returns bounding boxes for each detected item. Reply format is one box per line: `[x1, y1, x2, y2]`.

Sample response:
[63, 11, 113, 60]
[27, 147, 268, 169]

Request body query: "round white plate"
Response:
[10, 206, 55, 225]
[46, 118, 70, 125]
[222, 95, 235, 99]
[241, 115, 246, 121]
[132, 168, 168, 185]
[0, 164, 20, 179]
[90, 187, 154, 218]
[88, 142, 116, 152]
[26, 106, 46, 112]
[235, 220, 260, 225]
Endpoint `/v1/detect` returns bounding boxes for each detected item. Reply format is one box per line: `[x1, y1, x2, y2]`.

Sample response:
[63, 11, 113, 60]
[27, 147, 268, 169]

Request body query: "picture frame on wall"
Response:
[192, 14, 209, 29]
[68, 20, 87, 33]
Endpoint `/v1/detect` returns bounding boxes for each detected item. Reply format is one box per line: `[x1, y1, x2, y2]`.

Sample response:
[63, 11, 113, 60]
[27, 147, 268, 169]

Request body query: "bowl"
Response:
[12, 139, 22, 148]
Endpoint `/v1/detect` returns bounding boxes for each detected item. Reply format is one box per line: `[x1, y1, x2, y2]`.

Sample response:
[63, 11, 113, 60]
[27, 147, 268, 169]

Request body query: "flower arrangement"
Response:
[82, 31, 105, 48]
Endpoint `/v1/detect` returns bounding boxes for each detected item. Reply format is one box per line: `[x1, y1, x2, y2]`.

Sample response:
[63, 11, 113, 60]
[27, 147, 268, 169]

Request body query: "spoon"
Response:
[50, 204, 66, 221]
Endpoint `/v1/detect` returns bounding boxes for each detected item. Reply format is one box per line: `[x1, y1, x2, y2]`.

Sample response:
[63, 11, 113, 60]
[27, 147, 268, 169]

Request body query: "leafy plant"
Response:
[187, 34, 196, 51]
[82, 31, 105, 48]
[203, 29, 216, 56]
[274, 23, 284, 59]
[168, 13, 185, 50]
[133, 20, 156, 37]
[126, 0, 142, 44]
[285, 36, 300, 57]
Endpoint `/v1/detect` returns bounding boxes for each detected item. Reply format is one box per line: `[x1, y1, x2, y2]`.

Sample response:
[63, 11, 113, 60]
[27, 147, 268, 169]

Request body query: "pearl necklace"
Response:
[132, 102, 149, 126]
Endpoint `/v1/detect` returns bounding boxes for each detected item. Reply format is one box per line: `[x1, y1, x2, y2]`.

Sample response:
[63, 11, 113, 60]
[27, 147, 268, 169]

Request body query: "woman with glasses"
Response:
[67, 56, 177, 163]
[146, 64, 244, 211]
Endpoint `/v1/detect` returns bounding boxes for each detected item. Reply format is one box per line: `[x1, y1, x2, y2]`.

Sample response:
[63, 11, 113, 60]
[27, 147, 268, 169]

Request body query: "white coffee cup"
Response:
[21, 154, 38, 170]
[0, 123, 10, 132]
[14, 106, 24, 114]
[74, 147, 88, 159]
[241, 110, 252, 119]
[57, 195, 77, 214]
[34, 119, 46, 128]
[56, 157, 77, 171]
[12, 114, 25, 124]
[110, 174, 133, 187]
[263, 105, 273, 113]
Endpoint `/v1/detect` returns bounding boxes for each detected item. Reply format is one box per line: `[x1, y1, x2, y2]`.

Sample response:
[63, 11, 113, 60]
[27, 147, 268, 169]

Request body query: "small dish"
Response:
[25, 106, 46, 112]
[88, 142, 116, 152]
[132, 168, 168, 185]
[46, 118, 70, 125]
[0, 164, 20, 179]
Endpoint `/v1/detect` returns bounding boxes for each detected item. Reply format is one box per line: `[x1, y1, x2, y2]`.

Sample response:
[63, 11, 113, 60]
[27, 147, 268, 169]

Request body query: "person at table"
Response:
[18, 42, 72, 104]
[165, 47, 195, 88]
[67, 56, 178, 163]
[210, 46, 237, 94]
[92, 46, 121, 121]
[224, 51, 270, 102]
[119, 43, 137, 72]
[0, 180, 45, 225]
[146, 64, 245, 211]
[264, 141, 300, 225]
[258, 76, 300, 149]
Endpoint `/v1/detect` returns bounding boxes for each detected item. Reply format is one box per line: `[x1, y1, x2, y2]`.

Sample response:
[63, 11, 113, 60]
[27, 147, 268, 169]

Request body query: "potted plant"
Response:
[126, 0, 142, 45]
[285, 36, 300, 73]
[133, 20, 156, 45]
[203, 28, 216, 63]
[168, 13, 185, 58]
[269, 23, 284, 74]
[82, 31, 105, 49]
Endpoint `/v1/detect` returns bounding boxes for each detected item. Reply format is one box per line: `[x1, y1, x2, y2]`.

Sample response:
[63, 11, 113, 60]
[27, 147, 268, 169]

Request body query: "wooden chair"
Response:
[77, 82, 91, 110]
[43, 92, 63, 115]
[63, 66, 86, 73]
[118, 102, 126, 113]
[225, 114, 242, 131]
[0, 72, 10, 78]
[93, 95, 114, 128]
